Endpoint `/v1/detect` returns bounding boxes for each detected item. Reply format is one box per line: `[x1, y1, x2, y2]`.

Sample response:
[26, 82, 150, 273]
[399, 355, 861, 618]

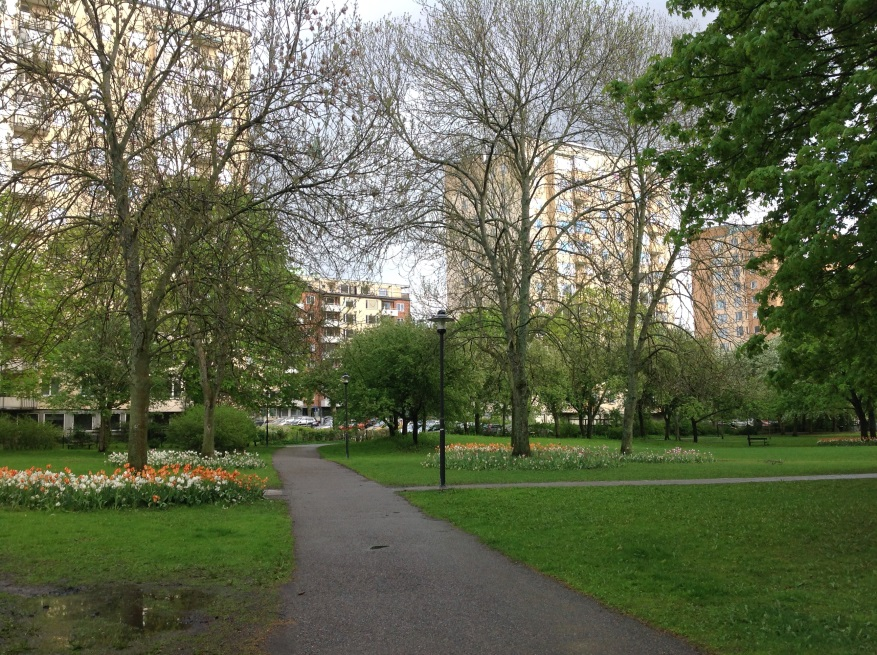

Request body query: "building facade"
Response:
[445, 143, 675, 320]
[302, 278, 412, 360]
[690, 224, 773, 350]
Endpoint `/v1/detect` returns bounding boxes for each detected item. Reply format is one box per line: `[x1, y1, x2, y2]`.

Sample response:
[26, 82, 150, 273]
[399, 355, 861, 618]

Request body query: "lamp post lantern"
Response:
[429, 309, 455, 488]
[341, 373, 350, 458]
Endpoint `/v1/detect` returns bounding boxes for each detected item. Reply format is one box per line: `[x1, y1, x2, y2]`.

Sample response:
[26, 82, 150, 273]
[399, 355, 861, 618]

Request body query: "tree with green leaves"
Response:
[550, 288, 626, 438]
[627, 0, 877, 433]
[339, 319, 465, 445]
[173, 186, 306, 456]
[0, 0, 388, 469]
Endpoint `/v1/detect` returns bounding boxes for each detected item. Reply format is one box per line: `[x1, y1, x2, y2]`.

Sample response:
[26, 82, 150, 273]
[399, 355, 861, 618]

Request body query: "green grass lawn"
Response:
[320, 432, 877, 487]
[405, 480, 877, 655]
[319, 433, 877, 654]
[0, 446, 291, 655]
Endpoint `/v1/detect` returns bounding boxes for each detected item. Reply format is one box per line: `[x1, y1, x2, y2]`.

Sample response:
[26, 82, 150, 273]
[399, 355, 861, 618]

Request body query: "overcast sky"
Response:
[354, 0, 699, 23]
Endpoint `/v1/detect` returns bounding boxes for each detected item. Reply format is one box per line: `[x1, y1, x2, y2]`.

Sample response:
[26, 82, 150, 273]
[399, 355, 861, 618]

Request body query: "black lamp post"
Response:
[341, 373, 350, 458]
[265, 391, 270, 445]
[429, 309, 455, 488]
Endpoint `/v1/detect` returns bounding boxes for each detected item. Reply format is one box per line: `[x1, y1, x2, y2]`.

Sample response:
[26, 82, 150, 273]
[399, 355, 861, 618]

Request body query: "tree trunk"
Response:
[202, 388, 217, 457]
[98, 408, 111, 453]
[127, 344, 151, 470]
[509, 364, 530, 455]
[869, 403, 876, 439]
[552, 409, 560, 437]
[849, 391, 867, 438]
[474, 410, 481, 435]
[663, 412, 671, 441]
[691, 417, 699, 443]
[411, 411, 419, 446]
[637, 402, 645, 438]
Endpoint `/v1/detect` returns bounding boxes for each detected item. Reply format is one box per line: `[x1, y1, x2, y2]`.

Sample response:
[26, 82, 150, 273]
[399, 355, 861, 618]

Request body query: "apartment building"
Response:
[690, 224, 773, 350]
[302, 278, 412, 359]
[446, 143, 675, 319]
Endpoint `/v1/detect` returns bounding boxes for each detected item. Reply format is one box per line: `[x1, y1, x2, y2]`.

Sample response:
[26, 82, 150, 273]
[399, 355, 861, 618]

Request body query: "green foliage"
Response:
[630, 0, 877, 419]
[166, 405, 258, 451]
[0, 415, 60, 450]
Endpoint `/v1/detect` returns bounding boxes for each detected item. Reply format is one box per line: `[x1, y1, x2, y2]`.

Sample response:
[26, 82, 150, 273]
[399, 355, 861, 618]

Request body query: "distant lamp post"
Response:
[429, 309, 455, 488]
[341, 373, 350, 459]
[265, 391, 270, 446]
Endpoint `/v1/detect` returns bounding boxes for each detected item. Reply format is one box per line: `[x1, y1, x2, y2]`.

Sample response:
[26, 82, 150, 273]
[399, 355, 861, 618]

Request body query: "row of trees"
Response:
[328, 303, 857, 445]
[2, 0, 870, 466]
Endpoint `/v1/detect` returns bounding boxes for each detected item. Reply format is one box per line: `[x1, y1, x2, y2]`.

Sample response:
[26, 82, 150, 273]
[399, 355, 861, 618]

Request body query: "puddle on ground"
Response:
[36, 585, 211, 631]
[1, 582, 212, 652]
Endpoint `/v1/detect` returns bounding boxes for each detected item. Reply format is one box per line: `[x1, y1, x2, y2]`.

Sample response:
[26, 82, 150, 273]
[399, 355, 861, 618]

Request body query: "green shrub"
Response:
[0, 415, 60, 450]
[166, 405, 259, 451]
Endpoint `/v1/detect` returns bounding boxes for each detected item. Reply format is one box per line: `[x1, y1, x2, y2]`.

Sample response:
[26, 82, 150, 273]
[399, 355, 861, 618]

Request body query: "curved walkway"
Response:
[264, 445, 704, 655]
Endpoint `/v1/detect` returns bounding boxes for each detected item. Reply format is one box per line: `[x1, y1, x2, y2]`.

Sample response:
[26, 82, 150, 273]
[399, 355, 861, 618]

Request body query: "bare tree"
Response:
[370, 0, 644, 455]
[0, 0, 389, 467]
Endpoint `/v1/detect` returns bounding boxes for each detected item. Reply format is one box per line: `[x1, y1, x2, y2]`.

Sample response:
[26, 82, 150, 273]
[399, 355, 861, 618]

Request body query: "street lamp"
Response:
[429, 309, 455, 488]
[265, 390, 270, 446]
[341, 373, 350, 459]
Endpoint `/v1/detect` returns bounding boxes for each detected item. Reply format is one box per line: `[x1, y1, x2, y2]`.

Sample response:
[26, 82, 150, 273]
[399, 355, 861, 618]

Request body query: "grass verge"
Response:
[320, 432, 877, 487]
[0, 448, 291, 655]
[404, 480, 877, 655]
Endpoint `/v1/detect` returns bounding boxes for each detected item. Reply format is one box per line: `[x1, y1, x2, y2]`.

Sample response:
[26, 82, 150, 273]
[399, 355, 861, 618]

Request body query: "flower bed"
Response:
[422, 443, 714, 471]
[106, 449, 266, 469]
[0, 464, 267, 510]
[816, 437, 877, 447]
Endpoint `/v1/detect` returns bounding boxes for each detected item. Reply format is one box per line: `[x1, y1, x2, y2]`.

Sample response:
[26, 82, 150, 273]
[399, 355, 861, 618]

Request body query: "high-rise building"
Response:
[445, 143, 675, 319]
[689, 224, 773, 349]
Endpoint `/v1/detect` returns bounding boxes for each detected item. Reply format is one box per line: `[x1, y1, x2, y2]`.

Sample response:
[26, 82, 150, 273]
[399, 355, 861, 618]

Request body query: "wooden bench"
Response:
[747, 434, 769, 446]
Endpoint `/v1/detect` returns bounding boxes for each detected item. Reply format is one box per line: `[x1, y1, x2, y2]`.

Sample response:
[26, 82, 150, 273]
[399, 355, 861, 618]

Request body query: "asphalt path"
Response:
[264, 445, 705, 655]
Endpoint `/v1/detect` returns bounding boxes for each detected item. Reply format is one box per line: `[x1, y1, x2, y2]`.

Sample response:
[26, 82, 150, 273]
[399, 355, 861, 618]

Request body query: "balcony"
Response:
[321, 335, 342, 344]
[11, 110, 47, 137]
[381, 309, 399, 318]
[323, 303, 342, 313]
[11, 145, 40, 171]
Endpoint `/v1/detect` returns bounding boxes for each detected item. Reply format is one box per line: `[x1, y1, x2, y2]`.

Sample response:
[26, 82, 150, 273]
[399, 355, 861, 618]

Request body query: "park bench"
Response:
[747, 434, 770, 446]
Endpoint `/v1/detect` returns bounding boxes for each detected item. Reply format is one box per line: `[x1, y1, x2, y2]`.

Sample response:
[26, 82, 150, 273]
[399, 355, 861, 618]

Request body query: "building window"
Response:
[345, 299, 355, 308]
[715, 300, 726, 310]
[750, 281, 758, 289]
[754, 325, 761, 333]
[339, 284, 350, 294]
[366, 315, 379, 324]
[382, 301, 392, 310]
[378, 288, 388, 297]
[736, 326, 744, 337]
[345, 314, 355, 324]
[716, 314, 727, 324]
[396, 302, 405, 312]
[735, 311, 743, 321]
[305, 295, 315, 305]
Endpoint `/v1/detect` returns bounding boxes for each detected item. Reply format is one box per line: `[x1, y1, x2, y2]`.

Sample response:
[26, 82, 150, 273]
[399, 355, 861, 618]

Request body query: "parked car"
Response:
[314, 417, 334, 429]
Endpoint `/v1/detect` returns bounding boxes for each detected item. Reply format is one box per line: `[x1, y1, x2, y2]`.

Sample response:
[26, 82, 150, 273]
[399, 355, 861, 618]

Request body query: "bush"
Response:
[0, 415, 60, 450]
[167, 405, 259, 451]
